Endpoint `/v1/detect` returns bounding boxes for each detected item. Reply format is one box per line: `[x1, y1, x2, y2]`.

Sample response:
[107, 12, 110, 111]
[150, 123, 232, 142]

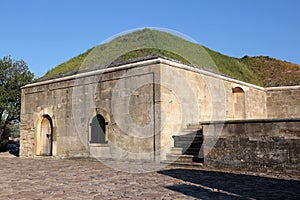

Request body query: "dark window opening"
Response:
[232, 87, 244, 93]
[90, 114, 107, 144]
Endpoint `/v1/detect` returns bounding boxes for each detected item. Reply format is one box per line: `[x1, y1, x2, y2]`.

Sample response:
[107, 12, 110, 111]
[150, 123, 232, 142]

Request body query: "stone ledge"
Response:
[199, 118, 300, 125]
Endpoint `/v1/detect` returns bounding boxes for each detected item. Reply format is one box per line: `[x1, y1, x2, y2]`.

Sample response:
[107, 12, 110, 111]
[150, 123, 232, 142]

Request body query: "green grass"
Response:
[111, 48, 191, 65]
[40, 28, 300, 87]
[241, 56, 300, 87]
[42, 29, 220, 79]
[203, 47, 262, 86]
[43, 48, 93, 79]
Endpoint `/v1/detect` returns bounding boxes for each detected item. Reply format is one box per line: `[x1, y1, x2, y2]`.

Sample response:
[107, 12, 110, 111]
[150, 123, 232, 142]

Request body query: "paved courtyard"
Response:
[0, 156, 299, 200]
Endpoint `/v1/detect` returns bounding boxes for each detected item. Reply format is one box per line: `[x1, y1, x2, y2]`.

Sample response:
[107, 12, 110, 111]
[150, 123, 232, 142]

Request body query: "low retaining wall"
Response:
[201, 119, 300, 175]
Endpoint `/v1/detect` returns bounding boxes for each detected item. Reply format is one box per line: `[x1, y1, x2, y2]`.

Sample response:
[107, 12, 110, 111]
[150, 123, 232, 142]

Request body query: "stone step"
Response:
[170, 147, 203, 155]
[183, 148, 202, 155]
[173, 138, 203, 144]
[174, 136, 196, 140]
[174, 131, 202, 136]
[169, 147, 183, 155]
[186, 123, 202, 129]
[180, 129, 199, 134]
[161, 160, 204, 168]
[176, 134, 200, 140]
[175, 145, 202, 152]
[166, 154, 194, 163]
[173, 135, 203, 141]
[174, 141, 202, 148]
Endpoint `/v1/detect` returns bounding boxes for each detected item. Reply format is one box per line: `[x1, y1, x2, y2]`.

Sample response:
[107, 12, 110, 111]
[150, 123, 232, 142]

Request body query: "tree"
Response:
[0, 56, 34, 144]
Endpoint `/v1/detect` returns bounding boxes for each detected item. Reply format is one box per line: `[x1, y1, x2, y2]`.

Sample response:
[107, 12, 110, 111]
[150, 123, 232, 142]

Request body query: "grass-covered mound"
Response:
[41, 29, 300, 87]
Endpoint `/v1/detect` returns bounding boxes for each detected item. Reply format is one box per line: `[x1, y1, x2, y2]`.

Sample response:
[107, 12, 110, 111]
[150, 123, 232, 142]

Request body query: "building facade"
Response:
[20, 58, 300, 169]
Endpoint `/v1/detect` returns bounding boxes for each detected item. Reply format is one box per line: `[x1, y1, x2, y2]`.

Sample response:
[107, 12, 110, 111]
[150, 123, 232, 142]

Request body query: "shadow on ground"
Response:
[158, 168, 300, 200]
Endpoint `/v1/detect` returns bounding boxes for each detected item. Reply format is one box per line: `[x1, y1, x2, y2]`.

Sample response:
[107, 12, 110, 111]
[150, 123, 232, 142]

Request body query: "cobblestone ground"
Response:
[0, 156, 299, 200]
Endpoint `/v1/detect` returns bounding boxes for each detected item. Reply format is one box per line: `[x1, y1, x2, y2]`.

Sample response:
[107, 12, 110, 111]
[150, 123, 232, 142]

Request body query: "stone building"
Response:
[20, 30, 300, 174]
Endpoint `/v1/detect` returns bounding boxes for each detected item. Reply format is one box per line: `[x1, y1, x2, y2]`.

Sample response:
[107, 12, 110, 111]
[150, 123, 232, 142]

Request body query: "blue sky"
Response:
[1, 0, 300, 78]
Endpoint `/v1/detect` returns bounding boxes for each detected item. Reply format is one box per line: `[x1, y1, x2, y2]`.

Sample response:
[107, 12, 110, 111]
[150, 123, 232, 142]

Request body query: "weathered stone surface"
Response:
[0, 158, 299, 199]
[266, 87, 300, 118]
[21, 62, 162, 160]
[202, 119, 300, 175]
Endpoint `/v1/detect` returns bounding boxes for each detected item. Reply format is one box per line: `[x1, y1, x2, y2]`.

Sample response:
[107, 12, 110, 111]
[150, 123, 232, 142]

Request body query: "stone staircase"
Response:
[162, 124, 204, 167]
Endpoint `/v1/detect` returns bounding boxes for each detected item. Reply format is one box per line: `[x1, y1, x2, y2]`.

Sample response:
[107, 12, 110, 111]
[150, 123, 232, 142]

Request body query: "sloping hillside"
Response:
[41, 29, 300, 87]
[240, 56, 300, 87]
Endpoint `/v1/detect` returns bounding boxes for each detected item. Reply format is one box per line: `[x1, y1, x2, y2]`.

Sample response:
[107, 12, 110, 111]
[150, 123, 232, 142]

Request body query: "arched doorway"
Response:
[37, 115, 53, 156]
[232, 87, 246, 119]
[90, 114, 107, 144]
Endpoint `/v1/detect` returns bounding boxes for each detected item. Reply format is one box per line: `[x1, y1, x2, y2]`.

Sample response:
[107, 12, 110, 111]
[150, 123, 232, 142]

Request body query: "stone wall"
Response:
[159, 61, 267, 122]
[202, 119, 300, 175]
[20, 78, 88, 158]
[20, 61, 162, 160]
[158, 61, 267, 160]
[266, 86, 300, 119]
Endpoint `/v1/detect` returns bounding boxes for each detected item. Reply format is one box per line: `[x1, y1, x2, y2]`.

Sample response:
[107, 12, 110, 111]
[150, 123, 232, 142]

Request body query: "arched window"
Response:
[90, 114, 107, 144]
[232, 87, 246, 119]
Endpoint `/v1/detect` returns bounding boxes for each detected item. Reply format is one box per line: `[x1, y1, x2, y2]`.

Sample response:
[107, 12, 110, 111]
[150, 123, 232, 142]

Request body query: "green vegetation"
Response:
[111, 48, 191, 65]
[44, 48, 93, 79]
[241, 56, 300, 87]
[42, 28, 218, 79]
[41, 28, 300, 87]
[203, 47, 262, 86]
